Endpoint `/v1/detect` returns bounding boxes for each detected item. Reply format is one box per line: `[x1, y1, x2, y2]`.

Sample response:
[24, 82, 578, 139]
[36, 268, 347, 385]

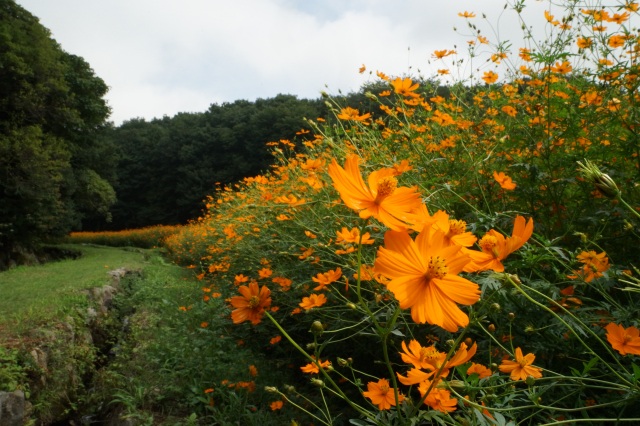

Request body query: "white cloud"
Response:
[18, 0, 551, 124]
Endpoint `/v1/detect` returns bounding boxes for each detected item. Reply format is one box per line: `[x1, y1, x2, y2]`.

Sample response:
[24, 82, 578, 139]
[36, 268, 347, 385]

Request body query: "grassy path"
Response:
[0, 245, 154, 331]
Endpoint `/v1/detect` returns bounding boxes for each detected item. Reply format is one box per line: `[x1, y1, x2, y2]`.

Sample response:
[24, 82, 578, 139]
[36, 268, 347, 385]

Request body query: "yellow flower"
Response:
[337, 106, 371, 122]
[362, 378, 405, 410]
[328, 155, 422, 231]
[374, 228, 480, 331]
[482, 71, 499, 84]
[458, 11, 476, 18]
[391, 77, 420, 98]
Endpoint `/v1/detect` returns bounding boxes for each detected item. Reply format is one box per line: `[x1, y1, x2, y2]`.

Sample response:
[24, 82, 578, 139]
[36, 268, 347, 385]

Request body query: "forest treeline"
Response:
[0, 0, 386, 265]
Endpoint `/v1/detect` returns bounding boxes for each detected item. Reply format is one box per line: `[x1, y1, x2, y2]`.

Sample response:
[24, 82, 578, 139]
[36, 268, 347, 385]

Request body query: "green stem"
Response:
[263, 311, 377, 422]
[507, 277, 635, 387]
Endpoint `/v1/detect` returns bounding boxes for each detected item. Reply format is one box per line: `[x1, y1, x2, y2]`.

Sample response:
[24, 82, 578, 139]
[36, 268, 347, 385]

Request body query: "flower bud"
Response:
[264, 386, 279, 394]
[310, 321, 324, 335]
[337, 357, 349, 367]
[577, 159, 621, 199]
[490, 303, 501, 312]
[311, 378, 325, 388]
[488, 324, 496, 333]
[508, 312, 516, 321]
[525, 375, 536, 386]
[346, 302, 357, 310]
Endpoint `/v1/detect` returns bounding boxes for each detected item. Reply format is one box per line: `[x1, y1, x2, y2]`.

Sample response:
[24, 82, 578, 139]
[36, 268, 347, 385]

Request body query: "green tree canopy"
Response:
[0, 0, 114, 262]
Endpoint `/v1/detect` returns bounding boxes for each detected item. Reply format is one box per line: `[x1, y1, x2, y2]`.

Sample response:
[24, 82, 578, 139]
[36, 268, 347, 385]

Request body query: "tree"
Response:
[0, 0, 114, 262]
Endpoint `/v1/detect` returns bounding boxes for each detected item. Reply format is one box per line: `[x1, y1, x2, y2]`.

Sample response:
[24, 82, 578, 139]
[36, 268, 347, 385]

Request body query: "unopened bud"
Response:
[491, 303, 501, 312]
[488, 324, 496, 333]
[525, 375, 536, 386]
[311, 378, 325, 388]
[508, 312, 516, 321]
[346, 302, 357, 310]
[577, 159, 621, 199]
[337, 357, 349, 367]
[310, 321, 324, 335]
[264, 386, 279, 394]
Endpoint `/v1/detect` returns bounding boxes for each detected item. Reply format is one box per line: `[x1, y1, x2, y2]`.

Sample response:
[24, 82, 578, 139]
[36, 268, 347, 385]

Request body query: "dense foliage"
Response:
[99, 95, 327, 229]
[155, 1, 640, 424]
[0, 0, 114, 264]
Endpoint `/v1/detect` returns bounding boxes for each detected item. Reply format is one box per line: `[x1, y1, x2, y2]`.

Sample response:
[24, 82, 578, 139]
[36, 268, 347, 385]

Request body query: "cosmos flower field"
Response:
[75, 1, 640, 424]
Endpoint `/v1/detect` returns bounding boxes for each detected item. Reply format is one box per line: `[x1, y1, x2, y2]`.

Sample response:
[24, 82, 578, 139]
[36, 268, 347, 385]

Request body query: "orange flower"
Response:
[270, 400, 284, 411]
[432, 211, 478, 247]
[418, 381, 458, 412]
[458, 11, 476, 18]
[337, 106, 371, 122]
[335, 227, 374, 245]
[398, 341, 477, 384]
[493, 171, 517, 190]
[300, 157, 326, 171]
[299, 293, 327, 310]
[482, 71, 499, 84]
[551, 60, 572, 74]
[577, 37, 593, 49]
[608, 34, 626, 48]
[328, 155, 422, 231]
[374, 228, 480, 331]
[391, 77, 420, 98]
[300, 357, 331, 374]
[270, 335, 282, 345]
[605, 323, 640, 355]
[466, 215, 534, 272]
[229, 282, 272, 325]
[499, 347, 543, 380]
[466, 363, 492, 379]
[312, 267, 342, 291]
[432, 49, 456, 59]
[362, 378, 405, 410]
[258, 267, 273, 279]
[571, 250, 610, 282]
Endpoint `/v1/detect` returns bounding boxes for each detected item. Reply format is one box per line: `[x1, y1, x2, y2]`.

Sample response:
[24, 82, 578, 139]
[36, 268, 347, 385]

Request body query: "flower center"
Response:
[375, 176, 398, 203]
[420, 346, 440, 362]
[380, 383, 390, 394]
[425, 256, 448, 280]
[479, 235, 500, 258]
[248, 296, 261, 309]
[448, 219, 467, 236]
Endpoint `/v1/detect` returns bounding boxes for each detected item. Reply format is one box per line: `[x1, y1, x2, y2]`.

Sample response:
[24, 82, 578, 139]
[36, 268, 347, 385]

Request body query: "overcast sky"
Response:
[18, 0, 550, 125]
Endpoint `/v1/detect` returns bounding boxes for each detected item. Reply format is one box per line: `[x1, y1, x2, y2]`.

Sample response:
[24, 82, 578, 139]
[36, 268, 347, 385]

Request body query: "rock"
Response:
[0, 390, 25, 426]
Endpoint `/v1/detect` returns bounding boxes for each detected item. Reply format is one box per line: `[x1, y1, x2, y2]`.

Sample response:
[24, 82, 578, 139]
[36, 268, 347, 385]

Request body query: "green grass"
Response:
[0, 244, 157, 329]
